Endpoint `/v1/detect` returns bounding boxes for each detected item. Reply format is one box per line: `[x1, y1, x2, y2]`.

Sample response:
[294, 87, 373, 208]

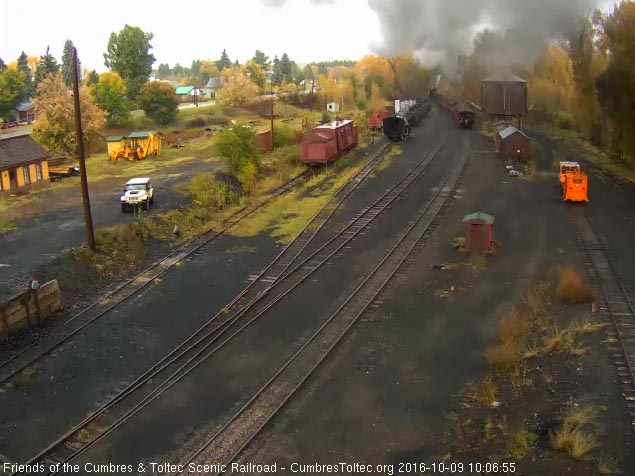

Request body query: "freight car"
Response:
[383, 115, 410, 142]
[435, 94, 475, 129]
[367, 109, 392, 132]
[300, 119, 358, 166]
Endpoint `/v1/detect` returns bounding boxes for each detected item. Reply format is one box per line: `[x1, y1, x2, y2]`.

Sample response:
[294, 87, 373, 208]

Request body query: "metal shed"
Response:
[327, 102, 340, 113]
[463, 212, 495, 254]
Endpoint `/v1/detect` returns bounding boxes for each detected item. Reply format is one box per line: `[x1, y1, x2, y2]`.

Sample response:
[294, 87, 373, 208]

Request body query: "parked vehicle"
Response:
[120, 177, 154, 212]
[558, 161, 581, 185]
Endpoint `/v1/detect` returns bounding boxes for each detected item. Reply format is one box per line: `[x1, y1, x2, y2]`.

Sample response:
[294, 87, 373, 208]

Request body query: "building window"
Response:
[35, 163, 43, 181]
[23, 166, 30, 185]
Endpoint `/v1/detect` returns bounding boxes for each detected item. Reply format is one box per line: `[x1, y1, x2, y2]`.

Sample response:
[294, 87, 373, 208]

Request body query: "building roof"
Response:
[105, 135, 124, 142]
[0, 135, 50, 170]
[15, 102, 35, 112]
[175, 86, 195, 95]
[206, 77, 226, 88]
[498, 125, 528, 140]
[482, 73, 527, 83]
[127, 131, 159, 139]
[463, 212, 495, 224]
[317, 119, 353, 130]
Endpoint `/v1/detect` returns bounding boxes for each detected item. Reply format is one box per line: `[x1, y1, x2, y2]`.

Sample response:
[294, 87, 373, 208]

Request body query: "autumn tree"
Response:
[245, 60, 266, 90]
[0, 69, 26, 119]
[104, 25, 156, 100]
[138, 81, 179, 125]
[91, 71, 130, 125]
[85, 69, 100, 86]
[34, 46, 60, 89]
[200, 60, 220, 85]
[216, 67, 259, 108]
[61, 40, 80, 87]
[33, 72, 105, 153]
[596, 2, 635, 161]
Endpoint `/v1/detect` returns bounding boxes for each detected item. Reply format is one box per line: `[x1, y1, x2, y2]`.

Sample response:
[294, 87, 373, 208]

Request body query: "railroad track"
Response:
[570, 207, 635, 426]
[0, 141, 393, 386]
[16, 134, 446, 474]
[0, 169, 309, 381]
[177, 138, 469, 476]
[10, 141, 399, 474]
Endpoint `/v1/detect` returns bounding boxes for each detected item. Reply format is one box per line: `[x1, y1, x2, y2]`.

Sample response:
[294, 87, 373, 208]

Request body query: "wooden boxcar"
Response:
[300, 120, 358, 166]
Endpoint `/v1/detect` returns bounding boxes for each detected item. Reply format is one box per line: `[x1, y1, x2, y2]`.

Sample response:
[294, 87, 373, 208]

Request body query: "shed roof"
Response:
[498, 126, 528, 140]
[15, 102, 35, 112]
[175, 86, 194, 95]
[0, 135, 50, 170]
[482, 73, 527, 83]
[317, 119, 353, 130]
[127, 131, 159, 139]
[463, 212, 495, 224]
[105, 135, 124, 142]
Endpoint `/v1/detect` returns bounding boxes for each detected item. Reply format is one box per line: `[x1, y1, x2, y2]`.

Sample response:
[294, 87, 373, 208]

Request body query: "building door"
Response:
[8, 169, 18, 190]
[470, 224, 489, 254]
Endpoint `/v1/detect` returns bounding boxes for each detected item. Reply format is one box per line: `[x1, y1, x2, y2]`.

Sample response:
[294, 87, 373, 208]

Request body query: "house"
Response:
[205, 77, 226, 98]
[15, 102, 35, 123]
[174, 86, 207, 103]
[0, 135, 51, 194]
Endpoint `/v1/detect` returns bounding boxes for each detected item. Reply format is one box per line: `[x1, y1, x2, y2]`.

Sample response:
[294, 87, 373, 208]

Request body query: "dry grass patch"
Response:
[572, 318, 606, 335]
[73, 223, 146, 277]
[550, 404, 599, 460]
[557, 266, 595, 304]
[484, 343, 523, 373]
[598, 456, 622, 475]
[466, 374, 499, 407]
[544, 325, 574, 352]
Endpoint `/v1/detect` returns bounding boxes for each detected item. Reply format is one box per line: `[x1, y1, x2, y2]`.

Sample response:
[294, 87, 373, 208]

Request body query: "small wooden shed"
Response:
[496, 125, 530, 159]
[256, 130, 273, 152]
[105, 135, 125, 158]
[463, 212, 495, 254]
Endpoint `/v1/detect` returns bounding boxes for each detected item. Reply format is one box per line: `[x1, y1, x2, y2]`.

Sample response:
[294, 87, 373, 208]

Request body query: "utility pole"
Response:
[270, 80, 274, 151]
[72, 47, 96, 252]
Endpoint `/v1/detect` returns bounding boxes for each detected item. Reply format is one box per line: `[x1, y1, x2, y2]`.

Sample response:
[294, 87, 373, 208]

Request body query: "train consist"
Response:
[300, 119, 359, 166]
[432, 92, 476, 129]
[382, 99, 431, 142]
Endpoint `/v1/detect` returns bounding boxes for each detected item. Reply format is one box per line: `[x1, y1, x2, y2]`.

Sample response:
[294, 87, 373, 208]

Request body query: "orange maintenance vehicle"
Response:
[559, 161, 588, 202]
[559, 161, 581, 184]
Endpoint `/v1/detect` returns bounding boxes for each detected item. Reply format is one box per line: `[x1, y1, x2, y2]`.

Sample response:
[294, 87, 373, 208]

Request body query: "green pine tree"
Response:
[61, 40, 81, 87]
[34, 46, 60, 89]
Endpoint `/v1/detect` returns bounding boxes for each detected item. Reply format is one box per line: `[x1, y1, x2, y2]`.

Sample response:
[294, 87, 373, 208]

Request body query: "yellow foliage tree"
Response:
[33, 72, 106, 153]
[217, 67, 260, 108]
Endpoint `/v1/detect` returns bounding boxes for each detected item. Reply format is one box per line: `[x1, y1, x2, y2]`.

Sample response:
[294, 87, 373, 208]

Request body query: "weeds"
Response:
[557, 266, 595, 304]
[507, 430, 538, 459]
[466, 374, 499, 407]
[0, 219, 18, 235]
[598, 455, 622, 474]
[551, 404, 599, 460]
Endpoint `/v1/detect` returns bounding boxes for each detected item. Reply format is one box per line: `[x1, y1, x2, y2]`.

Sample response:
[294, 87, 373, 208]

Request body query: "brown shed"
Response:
[256, 130, 273, 152]
[463, 212, 495, 254]
[0, 135, 51, 195]
[481, 74, 528, 117]
[496, 125, 530, 159]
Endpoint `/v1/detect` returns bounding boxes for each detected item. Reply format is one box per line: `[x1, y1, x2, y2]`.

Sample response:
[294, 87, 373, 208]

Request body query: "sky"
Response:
[0, 0, 615, 73]
[0, 0, 381, 72]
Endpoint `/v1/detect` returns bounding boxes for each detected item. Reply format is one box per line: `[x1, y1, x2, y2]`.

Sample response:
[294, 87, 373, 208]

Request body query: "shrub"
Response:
[138, 82, 179, 125]
[215, 126, 261, 176]
[189, 173, 239, 210]
[557, 266, 595, 304]
[237, 161, 257, 193]
[554, 111, 575, 130]
[273, 125, 297, 148]
[508, 430, 538, 459]
[322, 111, 332, 123]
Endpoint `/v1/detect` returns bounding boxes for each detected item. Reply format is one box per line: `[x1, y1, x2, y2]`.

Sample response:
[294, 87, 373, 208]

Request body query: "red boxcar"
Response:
[300, 119, 358, 165]
[367, 109, 391, 130]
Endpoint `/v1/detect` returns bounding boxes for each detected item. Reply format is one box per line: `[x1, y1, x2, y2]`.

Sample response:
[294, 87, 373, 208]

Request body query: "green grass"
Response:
[0, 219, 17, 234]
[230, 151, 369, 244]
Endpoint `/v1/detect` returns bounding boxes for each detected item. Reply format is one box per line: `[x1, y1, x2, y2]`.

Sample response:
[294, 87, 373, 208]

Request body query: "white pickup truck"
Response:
[120, 177, 154, 212]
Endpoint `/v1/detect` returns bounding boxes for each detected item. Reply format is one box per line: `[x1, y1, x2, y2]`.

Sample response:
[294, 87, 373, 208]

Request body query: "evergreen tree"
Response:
[172, 63, 184, 77]
[17, 51, 33, 99]
[190, 59, 201, 78]
[61, 40, 81, 87]
[0, 58, 6, 73]
[157, 63, 170, 79]
[34, 46, 60, 89]
[272, 55, 281, 85]
[279, 53, 293, 83]
[104, 25, 155, 100]
[215, 49, 232, 71]
[253, 50, 269, 68]
[86, 69, 100, 86]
